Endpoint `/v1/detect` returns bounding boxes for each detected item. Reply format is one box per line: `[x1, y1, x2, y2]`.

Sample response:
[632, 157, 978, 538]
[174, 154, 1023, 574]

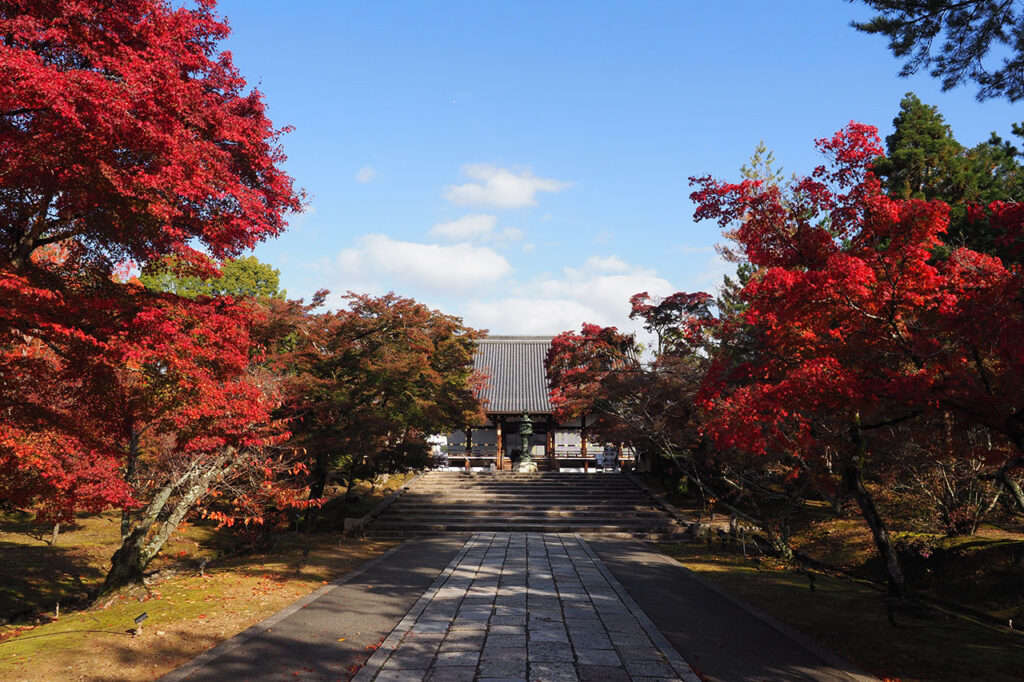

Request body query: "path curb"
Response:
[575, 534, 702, 682]
[351, 535, 475, 681]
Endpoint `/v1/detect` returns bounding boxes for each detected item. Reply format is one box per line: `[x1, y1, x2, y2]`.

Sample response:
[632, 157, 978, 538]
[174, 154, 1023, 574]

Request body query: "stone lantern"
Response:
[515, 411, 537, 473]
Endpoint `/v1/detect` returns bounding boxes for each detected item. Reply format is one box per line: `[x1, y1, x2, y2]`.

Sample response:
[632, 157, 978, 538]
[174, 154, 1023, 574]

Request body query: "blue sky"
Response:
[216, 0, 1022, 334]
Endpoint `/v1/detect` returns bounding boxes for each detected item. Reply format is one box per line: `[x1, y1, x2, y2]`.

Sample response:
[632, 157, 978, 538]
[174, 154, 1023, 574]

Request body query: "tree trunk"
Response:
[668, 452, 796, 559]
[121, 428, 140, 540]
[993, 457, 1024, 515]
[343, 457, 361, 505]
[847, 418, 905, 600]
[8, 191, 55, 271]
[102, 483, 175, 593]
[100, 449, 238, 596]
[303, 450, 330, 530]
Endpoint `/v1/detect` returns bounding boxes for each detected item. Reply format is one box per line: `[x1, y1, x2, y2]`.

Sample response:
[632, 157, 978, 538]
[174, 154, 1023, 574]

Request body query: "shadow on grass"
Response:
[0, 540, 104, 620]
[203, 535, 397, 586]
[1, 628, 135, 642]
[0, 510, 84, 543]
[103, 631, 224, 680]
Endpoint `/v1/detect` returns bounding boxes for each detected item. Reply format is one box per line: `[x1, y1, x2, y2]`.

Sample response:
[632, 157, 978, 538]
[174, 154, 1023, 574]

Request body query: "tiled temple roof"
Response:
[473, 336, 554, 414]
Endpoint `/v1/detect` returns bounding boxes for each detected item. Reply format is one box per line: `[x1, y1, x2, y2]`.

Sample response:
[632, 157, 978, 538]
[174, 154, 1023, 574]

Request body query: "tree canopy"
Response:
[852, 1, 1024, 101]
[140, 255, 286, 300]
[0, 0, 301, 275]
[870, 92, 1024, 255]
[548, 111, 1024, 600]
[0, 1, 493, 595]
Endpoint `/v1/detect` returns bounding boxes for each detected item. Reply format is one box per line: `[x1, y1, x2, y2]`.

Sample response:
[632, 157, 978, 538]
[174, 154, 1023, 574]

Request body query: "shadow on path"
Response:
[160, 536, 467, 681]
[586, 537, 876, 682]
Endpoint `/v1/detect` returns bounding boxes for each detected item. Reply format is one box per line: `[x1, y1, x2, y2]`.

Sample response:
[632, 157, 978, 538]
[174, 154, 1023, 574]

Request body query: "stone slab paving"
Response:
[353, 532, 699, 682]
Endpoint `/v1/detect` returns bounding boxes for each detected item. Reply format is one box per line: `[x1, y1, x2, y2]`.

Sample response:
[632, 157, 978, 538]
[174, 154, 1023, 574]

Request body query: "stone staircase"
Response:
[363, 470, 684, 539]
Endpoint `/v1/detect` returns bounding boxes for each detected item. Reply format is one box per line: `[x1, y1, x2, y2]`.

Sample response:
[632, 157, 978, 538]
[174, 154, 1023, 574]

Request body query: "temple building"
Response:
[444, 335, 633, 471]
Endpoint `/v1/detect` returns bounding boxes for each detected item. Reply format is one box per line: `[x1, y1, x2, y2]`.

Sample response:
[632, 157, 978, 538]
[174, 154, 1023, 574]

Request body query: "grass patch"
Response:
[0, 511, 224, 621]
[660, 542, 1024, 681]
[0, 476, 412, 681]
[0, 532, 396, 681]
[640, 469, 1024, 680]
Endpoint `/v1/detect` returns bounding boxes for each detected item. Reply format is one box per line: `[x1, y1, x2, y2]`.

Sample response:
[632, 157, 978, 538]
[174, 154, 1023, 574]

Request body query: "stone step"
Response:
[389, 499, 660, 507]
[363, 529, 682, 540]
[412, 478, 637, 483]
[404, 488, 644, 494]
[403, 489, 643, 493]
[395, 497, 643, 501]
[367, 520, 680, 532]
[401, 487, 642, 494]
[408, 485, 639, 492]
[419, 473, 631, 477]
[417, 473, 626, 477]
[419, 475, 631, 481]
[363, 470, 676, 538]
[405, 484, 642, 491]
[381, 509, 670, 519]
[388, 503, 657, 512]
[412, 476, 638, 483]
[372, 511, 669, 520]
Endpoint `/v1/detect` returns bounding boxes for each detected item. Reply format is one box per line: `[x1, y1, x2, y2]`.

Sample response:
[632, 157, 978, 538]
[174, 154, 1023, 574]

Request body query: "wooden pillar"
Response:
[580, 415, 587, 459]
[466, 428, 473, 469]
[496, 419, 503, 471]
[546, 417, 555, 469]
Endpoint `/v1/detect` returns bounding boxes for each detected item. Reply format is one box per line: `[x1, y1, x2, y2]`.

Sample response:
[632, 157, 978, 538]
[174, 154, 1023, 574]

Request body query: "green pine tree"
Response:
[872, 93, 967, 201]
[873, 93, 1024, 257]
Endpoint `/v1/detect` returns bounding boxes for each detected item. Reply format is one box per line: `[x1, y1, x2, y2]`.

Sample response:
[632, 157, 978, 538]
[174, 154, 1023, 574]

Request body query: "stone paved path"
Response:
[353, 532, 699, 682]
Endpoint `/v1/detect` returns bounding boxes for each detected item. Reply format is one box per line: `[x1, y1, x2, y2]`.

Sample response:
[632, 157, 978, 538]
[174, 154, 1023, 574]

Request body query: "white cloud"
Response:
[430, 213, 497, 240]
[494, 227, 525, 246]
[429, 215, 526, 248]
[464, 298, 598, 336]
[461, 255, 677, 335]
[313, 235, 682, 340]
[443, 164, 572, 208]
[356, 165, 376, 183]
[330, 234, 511, 295]
[580, 255, 630, 273]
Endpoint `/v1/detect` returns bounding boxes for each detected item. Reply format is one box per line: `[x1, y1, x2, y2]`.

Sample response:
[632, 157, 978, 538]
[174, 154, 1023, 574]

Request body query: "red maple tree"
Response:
[691, 122, 1024, 596]
[99, 289, 319, 591]
[0, 0, 302, 529]
[546, 294, 713, 496]
[1, 0, 300, 272]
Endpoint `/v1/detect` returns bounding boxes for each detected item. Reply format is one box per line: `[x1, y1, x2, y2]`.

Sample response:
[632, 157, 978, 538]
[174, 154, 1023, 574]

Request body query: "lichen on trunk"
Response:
[99, 447, 242, 596]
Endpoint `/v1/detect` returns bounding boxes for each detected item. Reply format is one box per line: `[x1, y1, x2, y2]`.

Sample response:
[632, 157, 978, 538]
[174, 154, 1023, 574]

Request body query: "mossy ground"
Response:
[0, 474, 410, 681]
